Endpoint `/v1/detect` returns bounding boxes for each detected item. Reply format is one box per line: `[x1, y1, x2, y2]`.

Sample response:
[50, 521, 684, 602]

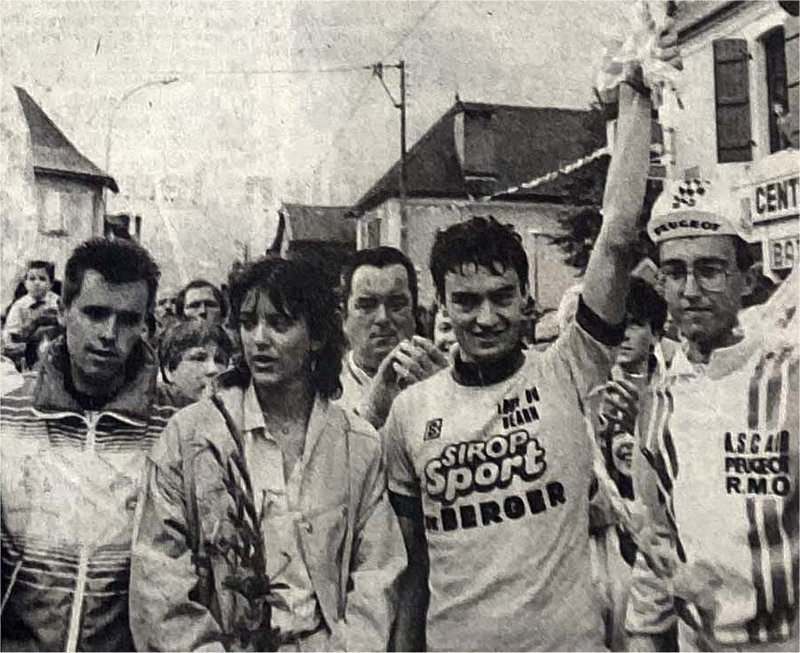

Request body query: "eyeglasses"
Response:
[658, 261, 731, 293]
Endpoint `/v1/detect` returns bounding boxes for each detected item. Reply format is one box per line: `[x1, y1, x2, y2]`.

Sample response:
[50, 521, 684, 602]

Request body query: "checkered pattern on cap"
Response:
[648, 176, 751, 244]
[669, 178, 711, 210]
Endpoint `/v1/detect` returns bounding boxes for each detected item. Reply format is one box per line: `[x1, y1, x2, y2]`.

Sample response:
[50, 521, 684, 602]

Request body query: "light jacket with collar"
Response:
[129, 383, 406, 652]
[1, 340, 175, 652]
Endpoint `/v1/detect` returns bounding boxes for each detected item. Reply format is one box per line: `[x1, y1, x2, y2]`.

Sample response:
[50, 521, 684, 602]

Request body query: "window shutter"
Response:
[785, 17, 799, 147]
[713, 39, 753, 162]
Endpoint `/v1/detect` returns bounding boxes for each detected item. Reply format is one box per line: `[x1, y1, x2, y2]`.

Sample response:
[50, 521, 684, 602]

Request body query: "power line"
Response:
[384, 0, 440, 59]
[308, 1, 440, 195]
[151, 64, 369, 76]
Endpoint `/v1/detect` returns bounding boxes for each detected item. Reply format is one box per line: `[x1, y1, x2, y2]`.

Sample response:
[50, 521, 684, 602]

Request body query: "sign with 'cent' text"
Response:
[752, 174, 799, 223]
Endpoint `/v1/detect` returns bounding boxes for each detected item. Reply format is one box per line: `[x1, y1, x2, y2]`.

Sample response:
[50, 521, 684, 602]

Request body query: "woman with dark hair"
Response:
[131, 257, 405, 652]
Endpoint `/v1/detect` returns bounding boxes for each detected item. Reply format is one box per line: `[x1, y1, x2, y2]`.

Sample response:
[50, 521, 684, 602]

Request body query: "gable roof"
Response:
[352, 100, 606, 214]
[15, 86, 118, 192]
[279, 203, 355, 243]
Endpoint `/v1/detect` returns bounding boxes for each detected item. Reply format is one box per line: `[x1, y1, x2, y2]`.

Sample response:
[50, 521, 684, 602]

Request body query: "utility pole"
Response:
[367, 60, 408, 251]
[398, 61, 407, 252]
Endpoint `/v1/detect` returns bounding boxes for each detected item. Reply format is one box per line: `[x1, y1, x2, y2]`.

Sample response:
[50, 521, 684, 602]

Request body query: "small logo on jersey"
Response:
[424, 418, 443, 441]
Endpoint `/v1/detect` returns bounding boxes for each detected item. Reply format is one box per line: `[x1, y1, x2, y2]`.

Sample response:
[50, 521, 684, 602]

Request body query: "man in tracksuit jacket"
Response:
[1, 238, 175, 651]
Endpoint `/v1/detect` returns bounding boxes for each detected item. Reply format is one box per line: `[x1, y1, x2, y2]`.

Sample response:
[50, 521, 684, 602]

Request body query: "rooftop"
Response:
[352, 100, 606, 214]
[15, 86, 118, 192]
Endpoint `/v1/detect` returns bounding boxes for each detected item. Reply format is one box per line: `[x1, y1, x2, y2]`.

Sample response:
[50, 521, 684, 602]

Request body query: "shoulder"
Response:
[149, 394, 230, 462]
[329, 402, 383, 456]
[1, 377, 37, 416]
[8, 295, 30, 310]
[394, 366, 453, 409]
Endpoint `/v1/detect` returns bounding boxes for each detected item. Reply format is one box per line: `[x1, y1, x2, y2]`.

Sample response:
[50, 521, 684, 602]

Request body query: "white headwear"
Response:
[648, 177, 752, 244]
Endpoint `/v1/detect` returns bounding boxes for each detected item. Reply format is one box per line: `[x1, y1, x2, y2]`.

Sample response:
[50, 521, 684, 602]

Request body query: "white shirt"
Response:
[241, 383, 323, 638]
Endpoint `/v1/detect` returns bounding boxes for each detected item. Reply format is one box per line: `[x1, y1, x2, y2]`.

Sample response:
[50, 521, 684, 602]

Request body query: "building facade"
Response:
[663, 1, 799, 281]
[351, 101, 606, 313]
[2, 87, 117, 307]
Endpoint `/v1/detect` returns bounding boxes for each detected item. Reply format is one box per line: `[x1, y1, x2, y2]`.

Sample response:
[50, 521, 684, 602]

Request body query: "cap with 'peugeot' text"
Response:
[648, 177, 752, 244]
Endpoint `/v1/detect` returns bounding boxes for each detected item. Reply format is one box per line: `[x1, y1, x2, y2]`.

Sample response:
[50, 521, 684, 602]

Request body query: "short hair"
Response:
[63, 239, 160, 312]
[430, 216, 529, 301]
[26, 260, 55, 283]
[175, 279, 227, 319]
[340, 246, 419, 312]
[626, 277, 668, 334]
[225, 257, 344, 400]
[159, 320, 234, 373]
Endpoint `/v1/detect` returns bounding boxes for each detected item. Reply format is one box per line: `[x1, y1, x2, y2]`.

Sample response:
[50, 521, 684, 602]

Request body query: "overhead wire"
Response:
[308, 0, 441, 194]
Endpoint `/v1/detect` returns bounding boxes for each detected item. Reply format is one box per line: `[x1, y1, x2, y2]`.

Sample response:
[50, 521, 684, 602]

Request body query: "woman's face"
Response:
[611, 431, 635, 477]
[170, 343, 227, 400]
[239, 289, 318, 391]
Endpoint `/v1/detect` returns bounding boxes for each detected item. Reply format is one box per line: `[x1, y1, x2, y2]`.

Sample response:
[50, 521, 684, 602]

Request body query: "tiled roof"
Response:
[15, 86, 118, 192]
[352, 100, 606, 213]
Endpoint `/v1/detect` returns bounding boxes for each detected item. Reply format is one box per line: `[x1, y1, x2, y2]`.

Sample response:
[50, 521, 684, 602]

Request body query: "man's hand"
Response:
[361, 336, 448, 428]
[599, 377, 640, 434]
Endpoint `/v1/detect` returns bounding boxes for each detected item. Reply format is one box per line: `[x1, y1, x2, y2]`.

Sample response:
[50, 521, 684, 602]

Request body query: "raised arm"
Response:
[581, 83, 653, 326]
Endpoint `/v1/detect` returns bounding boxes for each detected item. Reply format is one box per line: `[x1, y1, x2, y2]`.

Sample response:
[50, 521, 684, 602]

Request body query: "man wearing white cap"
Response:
[626, 177, 799, 651]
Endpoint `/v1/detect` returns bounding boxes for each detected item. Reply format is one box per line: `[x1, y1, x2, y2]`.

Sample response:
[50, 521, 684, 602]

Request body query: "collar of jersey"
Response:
[670, 329, 764, 380]
[452, 347, 525, 387]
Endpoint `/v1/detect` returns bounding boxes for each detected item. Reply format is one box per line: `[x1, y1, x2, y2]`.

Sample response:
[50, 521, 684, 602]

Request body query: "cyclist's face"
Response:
[659, 236, 752, 349]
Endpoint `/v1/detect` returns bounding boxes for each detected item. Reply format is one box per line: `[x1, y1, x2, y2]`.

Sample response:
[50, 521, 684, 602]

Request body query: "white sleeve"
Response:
[382, 399, 420, 499]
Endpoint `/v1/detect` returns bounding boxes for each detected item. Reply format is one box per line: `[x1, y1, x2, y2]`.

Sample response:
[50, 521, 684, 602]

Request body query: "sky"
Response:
[1, 0, 636, 287]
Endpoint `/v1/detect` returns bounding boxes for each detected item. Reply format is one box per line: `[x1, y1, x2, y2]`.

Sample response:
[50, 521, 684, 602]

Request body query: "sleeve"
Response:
[382, 399, 420, 499]
[625, 550, 678, 636]
[548, 296, 623, 404]
[2, 301, 24, 343]
[129, 418, 226, 652]
[624, 423, 678, 636]
[343, 428, 408, 652]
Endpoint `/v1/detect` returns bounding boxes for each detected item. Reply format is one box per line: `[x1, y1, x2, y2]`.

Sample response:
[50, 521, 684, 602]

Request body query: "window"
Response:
[367, 218, 381, 247]
[762, 27, 790, 152]
[713, 39, 753, 163]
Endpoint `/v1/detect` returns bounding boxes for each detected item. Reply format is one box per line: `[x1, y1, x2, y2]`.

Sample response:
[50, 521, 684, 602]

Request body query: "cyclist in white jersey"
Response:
[384, 73, 676, 651]
[625, 177, 799, 652]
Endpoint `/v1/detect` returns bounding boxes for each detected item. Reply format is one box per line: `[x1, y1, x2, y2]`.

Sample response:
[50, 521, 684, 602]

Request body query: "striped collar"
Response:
[32, 339, 158, 424]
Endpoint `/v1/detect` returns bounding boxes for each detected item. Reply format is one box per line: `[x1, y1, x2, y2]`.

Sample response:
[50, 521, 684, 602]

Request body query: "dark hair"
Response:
[26, 260, 55, 283]
[175, 279, 228, 319]
[63, 239, 160, 312]
[626, 277, 668, 334]
[340, 246, 419, 312]
[159, 320, 233, 374]
[430, 216, 529, 301]
[225, 257, 344, 400]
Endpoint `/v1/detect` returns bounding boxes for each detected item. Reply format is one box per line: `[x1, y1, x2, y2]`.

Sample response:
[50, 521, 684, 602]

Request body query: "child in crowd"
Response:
[588, 276, 668, 652]
[2, 261, 61, 367]
[430, 303, 457, 354]
[157, 320, 234, 408]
